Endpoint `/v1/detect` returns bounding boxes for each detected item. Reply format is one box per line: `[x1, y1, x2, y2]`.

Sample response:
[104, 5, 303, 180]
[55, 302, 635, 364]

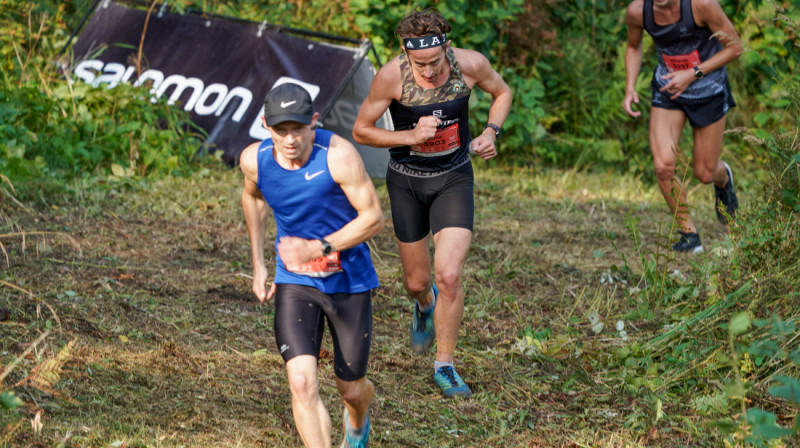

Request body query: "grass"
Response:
[3, 162, 776, 448]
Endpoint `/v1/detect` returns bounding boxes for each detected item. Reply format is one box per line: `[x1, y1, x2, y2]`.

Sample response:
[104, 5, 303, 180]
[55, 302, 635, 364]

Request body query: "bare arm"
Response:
[325, 134, 384, 248]
[276, 134, 384, 265]
[660, 0, 742, 99]
[352, 58, 440, 148]
[240, 142, 273, 302]
[624, 0, 645, 118]
[459, 48, 513, 160]
[694, 0, 743, 74]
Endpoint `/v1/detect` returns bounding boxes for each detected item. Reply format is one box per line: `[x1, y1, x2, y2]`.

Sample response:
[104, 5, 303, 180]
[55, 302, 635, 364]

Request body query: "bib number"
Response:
[411, 123, 460, 157]
[286, 252, 343, 278]
[662, 50, 701, 72]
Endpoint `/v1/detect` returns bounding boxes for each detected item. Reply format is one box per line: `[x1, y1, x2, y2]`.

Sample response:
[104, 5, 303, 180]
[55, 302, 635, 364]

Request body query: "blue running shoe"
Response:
[433, 365, 472, 398]
[410, 283, 437, 353]
[341, 409, 369, 448]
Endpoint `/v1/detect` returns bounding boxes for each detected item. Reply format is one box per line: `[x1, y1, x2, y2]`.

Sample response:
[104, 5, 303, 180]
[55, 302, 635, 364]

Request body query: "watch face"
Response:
[320, 239, 332, 255]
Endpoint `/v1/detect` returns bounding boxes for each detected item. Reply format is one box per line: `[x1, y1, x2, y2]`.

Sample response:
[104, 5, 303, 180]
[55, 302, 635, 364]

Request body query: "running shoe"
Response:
[672, 231, 703, 254]
[410, 283, 437, 353]
[434, 365, 472, 398]
[341, 409, 369, 448]
[714, 162, 739, 226]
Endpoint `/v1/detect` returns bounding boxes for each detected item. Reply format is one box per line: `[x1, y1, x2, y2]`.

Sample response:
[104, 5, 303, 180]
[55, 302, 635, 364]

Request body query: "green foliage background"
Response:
[2, 0, 798, 182]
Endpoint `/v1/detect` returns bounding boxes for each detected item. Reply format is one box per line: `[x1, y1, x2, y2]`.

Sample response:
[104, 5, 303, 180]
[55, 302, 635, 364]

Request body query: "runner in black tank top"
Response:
[624, 0, 741, 253]
[353, 7, 512, 399]
[388, 46, 472, 175]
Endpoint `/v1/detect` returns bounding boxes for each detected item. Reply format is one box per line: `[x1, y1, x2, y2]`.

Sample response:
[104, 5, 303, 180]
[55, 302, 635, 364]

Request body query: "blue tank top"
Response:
[388, 47, 473, 176]
[644, 0, 728, 101]
[256, 129, 379, 294]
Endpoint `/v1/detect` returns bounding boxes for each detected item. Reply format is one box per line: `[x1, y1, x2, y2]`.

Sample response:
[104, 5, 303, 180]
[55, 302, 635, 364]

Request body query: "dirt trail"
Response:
[0, 168, 734, 447]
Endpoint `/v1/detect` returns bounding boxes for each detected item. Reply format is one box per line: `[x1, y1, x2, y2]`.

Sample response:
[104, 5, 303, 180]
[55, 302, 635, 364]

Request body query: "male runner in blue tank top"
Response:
[240, 82, 383, 447]
[624, 0, 742, 253]
[353, 7, 512, 398]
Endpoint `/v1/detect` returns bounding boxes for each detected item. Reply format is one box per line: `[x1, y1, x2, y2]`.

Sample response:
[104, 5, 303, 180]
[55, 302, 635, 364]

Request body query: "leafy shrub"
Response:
[0, 1, 206, 185]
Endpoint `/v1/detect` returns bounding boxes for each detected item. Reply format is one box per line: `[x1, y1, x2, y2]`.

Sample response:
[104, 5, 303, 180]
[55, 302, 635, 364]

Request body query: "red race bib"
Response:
[286, 252, 343, 278]
[662, 50, 701, 72]
[411, 123, 461, 157]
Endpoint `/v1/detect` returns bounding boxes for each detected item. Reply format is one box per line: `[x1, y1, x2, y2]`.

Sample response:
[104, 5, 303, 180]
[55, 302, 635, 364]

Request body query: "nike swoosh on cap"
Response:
[281, 101, 297, 108]
[305, 170, 325, 181]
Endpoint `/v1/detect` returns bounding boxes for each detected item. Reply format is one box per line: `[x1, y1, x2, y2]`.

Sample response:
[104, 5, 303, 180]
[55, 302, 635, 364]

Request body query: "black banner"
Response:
[70, 0, 375, 166]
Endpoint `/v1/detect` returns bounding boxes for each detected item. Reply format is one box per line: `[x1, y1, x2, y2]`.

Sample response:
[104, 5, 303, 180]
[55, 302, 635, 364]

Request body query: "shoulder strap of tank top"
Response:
[446, 47, 467, 87]
[683, 0, 698, 28]
[312, 128, 332, 151]
[397, 52, 415, 103]
[643, 0, 655, 33]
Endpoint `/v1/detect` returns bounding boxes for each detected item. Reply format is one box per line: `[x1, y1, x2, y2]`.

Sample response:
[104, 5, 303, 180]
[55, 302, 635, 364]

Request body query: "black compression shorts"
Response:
[651, 81, 736, 128]
[273, 283, 372, 381]
[386, 161, 474, 243]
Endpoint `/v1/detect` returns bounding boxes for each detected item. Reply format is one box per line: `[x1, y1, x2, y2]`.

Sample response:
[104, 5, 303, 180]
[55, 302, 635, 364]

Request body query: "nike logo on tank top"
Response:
[255, 129, 379, 294]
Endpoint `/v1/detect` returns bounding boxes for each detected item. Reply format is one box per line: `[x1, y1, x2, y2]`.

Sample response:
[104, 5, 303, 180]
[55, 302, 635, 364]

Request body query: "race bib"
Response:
[410, 123, 461, 157]
[662, 50, 701, 72]
[286, 252, 343, 278]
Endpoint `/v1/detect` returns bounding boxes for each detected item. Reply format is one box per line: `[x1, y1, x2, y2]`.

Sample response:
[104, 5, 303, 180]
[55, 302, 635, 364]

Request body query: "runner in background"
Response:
[623, 0, 742, 253]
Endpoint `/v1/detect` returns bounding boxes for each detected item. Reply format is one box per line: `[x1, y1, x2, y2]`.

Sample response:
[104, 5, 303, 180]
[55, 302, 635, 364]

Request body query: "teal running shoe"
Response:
[341, 409, 369, 448]
[433, 365, 472, 398]
[410, 283, 437, 353]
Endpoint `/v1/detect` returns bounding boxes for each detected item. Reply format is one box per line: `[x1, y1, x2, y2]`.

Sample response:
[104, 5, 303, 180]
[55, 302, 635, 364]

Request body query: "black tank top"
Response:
[388, 47, 472, 176]
[643, 0, 728, 100]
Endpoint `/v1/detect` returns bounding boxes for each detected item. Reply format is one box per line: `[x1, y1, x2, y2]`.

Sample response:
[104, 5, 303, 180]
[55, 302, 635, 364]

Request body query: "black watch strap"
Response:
[319, 238, 333, 256]
[483, 123, 501, 138]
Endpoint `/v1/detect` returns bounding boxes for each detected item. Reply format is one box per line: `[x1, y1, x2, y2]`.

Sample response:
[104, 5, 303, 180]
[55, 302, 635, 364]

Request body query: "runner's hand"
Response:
[471, 134, 497, 160]
[623, 89, 641, 118]
[252, 264, 270, 302]
[411, 115, 442, 145]
[277, 236, 315, 267]
[660, 69, 695, 100]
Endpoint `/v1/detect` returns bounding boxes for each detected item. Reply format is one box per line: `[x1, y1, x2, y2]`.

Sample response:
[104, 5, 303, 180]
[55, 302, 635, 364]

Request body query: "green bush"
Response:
[0, 1, 206, 184]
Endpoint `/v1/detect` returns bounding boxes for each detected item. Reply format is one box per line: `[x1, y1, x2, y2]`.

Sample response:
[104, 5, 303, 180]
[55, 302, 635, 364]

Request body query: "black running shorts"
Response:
[385, 161, 474, 243]
[651, 82, 736, 128]
[273, 283, 372, 381]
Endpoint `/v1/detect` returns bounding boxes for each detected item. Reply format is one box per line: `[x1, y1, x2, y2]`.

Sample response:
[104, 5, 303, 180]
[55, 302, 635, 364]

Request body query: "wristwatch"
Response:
[693, 66, 704, 80]
[319, 238, 333, 256]
[483, 123, 501, 138]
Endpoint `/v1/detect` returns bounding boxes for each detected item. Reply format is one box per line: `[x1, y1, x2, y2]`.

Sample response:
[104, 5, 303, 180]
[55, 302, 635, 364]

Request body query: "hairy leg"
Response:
[335, 376, 374, 433]
[650, 107, 696, 233]
[397, 237, 435, 307]
[431, 227, 472, 363]
[691, 115, 728, 187]
[285, 355, 330, 448]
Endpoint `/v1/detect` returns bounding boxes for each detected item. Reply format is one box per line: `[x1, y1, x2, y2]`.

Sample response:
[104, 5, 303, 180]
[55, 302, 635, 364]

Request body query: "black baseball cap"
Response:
[263, 83, 314, 126]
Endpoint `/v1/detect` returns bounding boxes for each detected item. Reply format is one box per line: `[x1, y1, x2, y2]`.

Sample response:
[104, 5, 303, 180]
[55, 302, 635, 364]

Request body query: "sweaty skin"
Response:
[353, 41, 512, 365]
[623, 0, 742, 235]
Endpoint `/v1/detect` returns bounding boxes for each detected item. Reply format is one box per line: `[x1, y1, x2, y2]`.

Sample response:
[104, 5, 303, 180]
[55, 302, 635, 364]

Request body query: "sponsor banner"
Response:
[70, 0, 376, 166]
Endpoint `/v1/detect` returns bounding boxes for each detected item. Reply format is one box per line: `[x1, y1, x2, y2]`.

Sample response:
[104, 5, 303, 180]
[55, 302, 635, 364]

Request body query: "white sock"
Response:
[434, 360, 453, 374]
